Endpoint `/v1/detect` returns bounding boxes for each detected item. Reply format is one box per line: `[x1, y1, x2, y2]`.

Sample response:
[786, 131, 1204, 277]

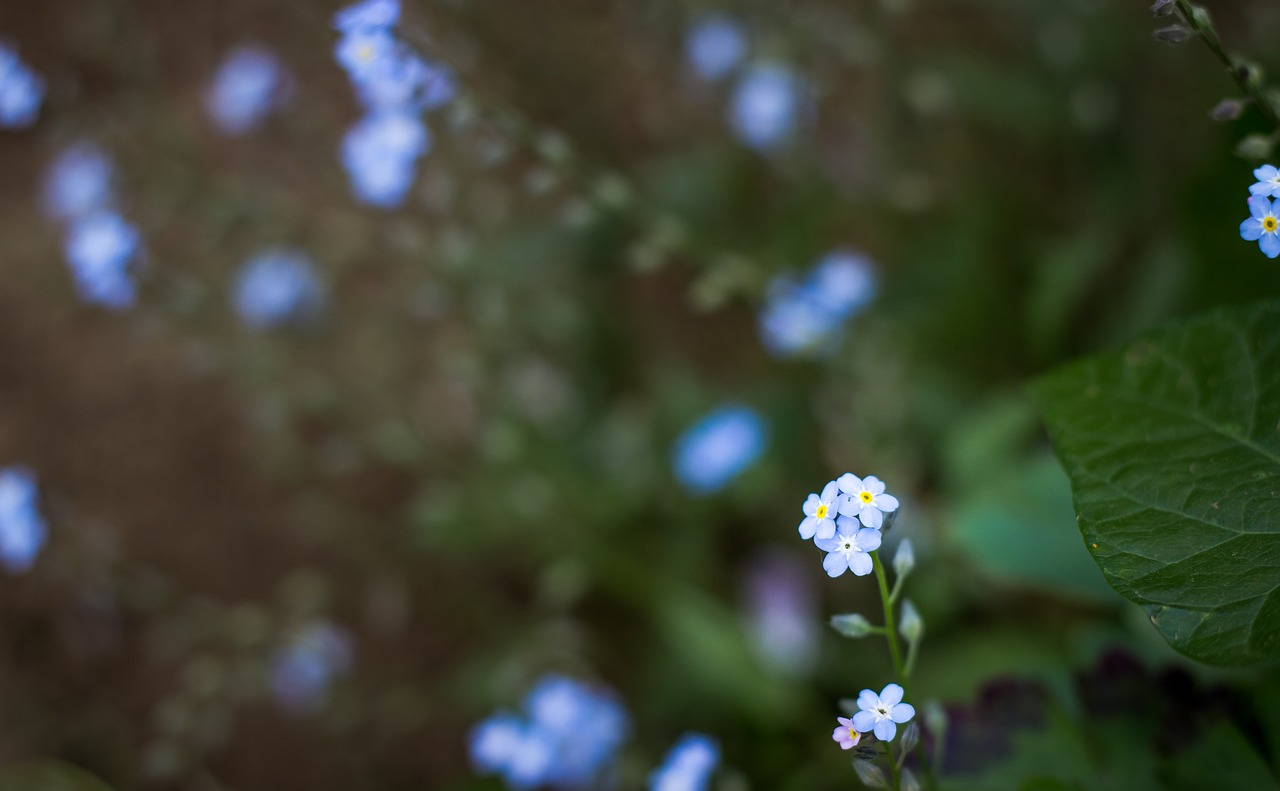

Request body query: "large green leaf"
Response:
[1031, 301, 1280, 665]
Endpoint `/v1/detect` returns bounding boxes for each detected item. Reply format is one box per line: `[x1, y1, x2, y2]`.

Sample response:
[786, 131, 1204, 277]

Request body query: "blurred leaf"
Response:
[1032, 301, 1280, 665]
[1158, 721, 1279, 790]
[0, 762, 115, 791]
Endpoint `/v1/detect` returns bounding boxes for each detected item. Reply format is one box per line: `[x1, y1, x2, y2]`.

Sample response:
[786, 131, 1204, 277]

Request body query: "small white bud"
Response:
[830, 613, 874, 638]
[899, 599, 924, 642]
[853, 759, 888, 789]
[893, 539, 915, 577]
[900, 722, 920, 753]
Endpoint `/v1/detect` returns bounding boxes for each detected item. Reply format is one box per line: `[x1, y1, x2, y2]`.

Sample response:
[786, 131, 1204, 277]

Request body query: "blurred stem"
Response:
[1175, 0, 1280, 131]
[872, 552, 907, 686]
[886, 741, 901, 790]
[904, 635, 920, 678]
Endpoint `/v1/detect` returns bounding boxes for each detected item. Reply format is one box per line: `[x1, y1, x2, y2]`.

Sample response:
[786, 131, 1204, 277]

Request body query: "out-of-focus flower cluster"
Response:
[269, 621, 355, 715]
[42, 143, 143, 309]
[0, 41, 44, 129]
[232, 248, 325, 329]
[333, 0, 457, 208]
[205, 45, 292, 135]
[671, 404, 767, 495]
[0, 467, 47, 574]
[759, 250, 877, 358]
[649, 733, 720, 791]
[470, 675, 630, 790]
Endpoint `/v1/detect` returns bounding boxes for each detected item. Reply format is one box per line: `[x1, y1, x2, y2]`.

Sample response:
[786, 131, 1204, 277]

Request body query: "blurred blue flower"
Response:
[470, 674, 630, 790]
[0, 467, 47, 573]
[650, 733, 719, 791]
[233, 248, 324, 329]
[728, 64, 801, 151]
[814, 517, 881, 577]
[270, 621, 354, 714]
[42, 143, 114, 222]
[335, 28, 399, 84]
[0, 42, 44, 129]
[206, 45, 291, 135]
[341, 112, 430, 208]
[1250, 164, 1280, 198]
[744, 552, 819, 676]
[64, 211, 141, 309]
[1241, 195, 1280, 258]
[334, 0, 400, 33]
[808, 250, 877, 318]
[685, 14, 746, 81]
[354, 47, 456, 113]
[672, 405, 767, 495]
[758, 250, 878, 358]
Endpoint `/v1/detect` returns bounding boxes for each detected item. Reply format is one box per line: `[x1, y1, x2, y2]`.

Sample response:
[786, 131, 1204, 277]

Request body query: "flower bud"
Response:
[830, 613, 874, 638]
[1149, 0, 1174, 16]
[1152, 24, 1191, 44]
[900, 721, 920, 753]
[901, 767, 922, 791]
[1238, 133, 1274, 161]
[1189, 6, 1211, 30]
[1209, 98, 1245, 122]
[893, 539, 915, 577]
[853, 759, 889, 789]
[899, 599, 924, 642]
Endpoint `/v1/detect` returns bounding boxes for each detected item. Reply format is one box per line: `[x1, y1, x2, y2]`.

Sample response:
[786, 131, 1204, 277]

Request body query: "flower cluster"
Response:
[233, 248, 325, 329]
[682, 13, 805, 151]
[671, 404, 768, 495]
[205, 45, 292, 135]
[0, 467, 47, 574]
[269, 620, 355, 714]
[759, 250, 877, 358]
[797, 472, 898, 577]
[42, 143, 143, 309]
[832, 683, 916, 749]
[649, 733, 720, 791]
[0, 41, 44, 129]
[470, 675, 630, 790]
[1242, 165, 1280, 258]
[332, 0, 457, 208]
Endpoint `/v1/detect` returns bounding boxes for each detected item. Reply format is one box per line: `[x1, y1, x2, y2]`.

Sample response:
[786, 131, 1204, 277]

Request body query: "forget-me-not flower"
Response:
[758, 279, 844, 358]
[0, 42, 44, 129]
[798, 480, 841, 540]
[1240, 195, 1280, 259]
[729, 63, 801, 151]
[270, 621, 355, 714]
[672, 405, 767, 495]
[335, 28, 400, 84]
[1250, 164, 1280, 198]
[470, 674, 630, 790]
[808, 250, 877, 319]
[837, 473, 899, 529]
[354, 47, 456, 113]
[233, 248, 324, 329]
[852, 683, 916, 742]
[649, 733, 719, 791]
[832, 716, 861, 750]
[341, 111, 430, 207]
[334, 0, 401, 33]
[685, 15, 746, 82]
[814, 517, 882, 577]
[64, 211, 141, 309]
[42, 143, 115, 222]
[206, 45, 291, 135]
[0, 467, 47, 573]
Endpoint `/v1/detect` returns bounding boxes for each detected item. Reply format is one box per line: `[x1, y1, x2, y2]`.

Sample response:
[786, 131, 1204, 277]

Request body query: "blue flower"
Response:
[798, 480, 841, 540]
[0, 42, 44, 129]
[64, 211, 141, 309]
[757, 276, 842, 358]
[341, 112, 430, 207]
[1241, 195, 1280, 258]
[808, 250, 877, 319]
[233, 248, 324, 329]
[270, 621, 354, 714]
[354, 47, 456, 113]
[685, 15, 746, 82]
[1250, 164, 1280, 198]
[333, 0, 400, 33]
[42, 143, 115, 222]
[728, 64, 801, 151]
[649, 733, 720, 791]
[206, 45, 290, 135]
[814, 517, 881, 577]
[0, 467, 47, 573]
[836, 473, 899, 529]
[335, 28, 399, 84]
[852, 683, 915, 742]
[672, 405, 767, 495]
[470, 675, 630, 790]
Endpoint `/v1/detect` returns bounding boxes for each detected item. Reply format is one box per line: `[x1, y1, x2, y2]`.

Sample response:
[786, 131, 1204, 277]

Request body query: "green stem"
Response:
[872, 551, 907, 687]
[1174, 0, 1280, 131]
[885, 741, 901, 790]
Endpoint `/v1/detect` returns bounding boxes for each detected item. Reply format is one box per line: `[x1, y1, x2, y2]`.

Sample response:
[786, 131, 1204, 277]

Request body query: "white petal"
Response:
[879, 683, 904, 706]
[890, 703, 915, 723]
[798, 516, 818, 539]
[859, 506, 883, 529]
[820, 480, 840, 502]
[836, 473, 861, 495]
[874, 493, 899, 512]
[862, 476, 885, 495]
[814, 517, 837, 541]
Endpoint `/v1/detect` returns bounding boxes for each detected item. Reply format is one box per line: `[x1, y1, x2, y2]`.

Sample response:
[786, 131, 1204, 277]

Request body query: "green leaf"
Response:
[1032, 301, 1280, 665]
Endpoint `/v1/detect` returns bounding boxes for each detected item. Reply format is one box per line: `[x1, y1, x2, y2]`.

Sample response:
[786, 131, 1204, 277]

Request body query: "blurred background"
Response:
[0, 0, 1278, 789]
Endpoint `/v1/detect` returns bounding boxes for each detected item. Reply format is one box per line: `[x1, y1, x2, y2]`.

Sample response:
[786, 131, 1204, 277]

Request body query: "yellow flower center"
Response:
[847, 727, 860, 744]
[357, 44, 375, 62]
[859, 491, 874, 505]
[815, 504, 829, 519]
[1265, 216, 1278, 233]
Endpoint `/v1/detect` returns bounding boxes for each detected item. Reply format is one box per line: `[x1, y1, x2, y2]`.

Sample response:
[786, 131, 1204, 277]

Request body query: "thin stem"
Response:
[885, 741, 901, 790]
[1174, 0, 1280, 131]
[872, 551, 907, 687]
